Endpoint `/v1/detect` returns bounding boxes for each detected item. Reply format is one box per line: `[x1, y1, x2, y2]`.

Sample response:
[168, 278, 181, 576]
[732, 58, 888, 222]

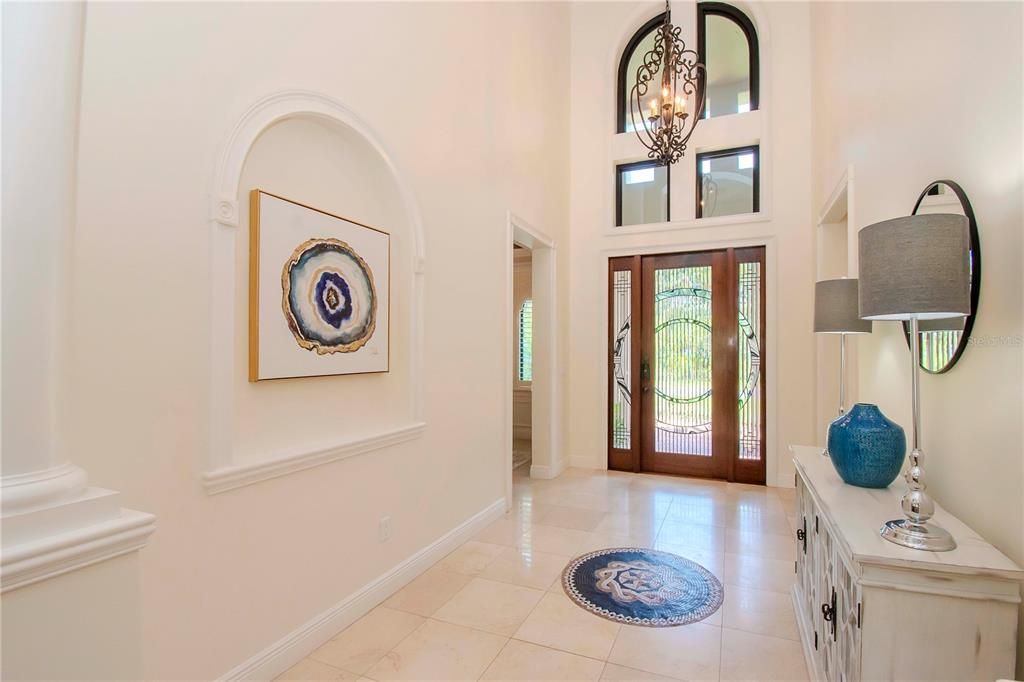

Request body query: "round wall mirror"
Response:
[902, 180, 981, 373]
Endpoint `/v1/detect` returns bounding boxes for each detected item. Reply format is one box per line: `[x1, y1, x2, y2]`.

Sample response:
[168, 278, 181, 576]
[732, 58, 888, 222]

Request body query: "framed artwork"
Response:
[249, 190, 389, 381]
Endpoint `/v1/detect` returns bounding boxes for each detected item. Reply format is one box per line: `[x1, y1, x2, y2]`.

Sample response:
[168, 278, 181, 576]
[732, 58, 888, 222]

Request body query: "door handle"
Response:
[641, 359, 650, 393]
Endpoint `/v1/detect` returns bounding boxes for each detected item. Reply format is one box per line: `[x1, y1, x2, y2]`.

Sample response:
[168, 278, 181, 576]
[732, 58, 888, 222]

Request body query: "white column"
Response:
[1, 1, 89, 512]
[1, 1, 155, 600]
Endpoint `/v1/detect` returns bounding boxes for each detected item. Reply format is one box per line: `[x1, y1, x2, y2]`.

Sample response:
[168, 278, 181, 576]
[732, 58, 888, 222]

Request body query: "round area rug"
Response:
[562, 547, 724, 627]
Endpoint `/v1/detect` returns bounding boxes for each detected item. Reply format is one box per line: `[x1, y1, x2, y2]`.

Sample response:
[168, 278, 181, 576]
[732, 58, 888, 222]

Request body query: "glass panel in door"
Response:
[652, 264, 713, 458]
[641, 251, 727, 479]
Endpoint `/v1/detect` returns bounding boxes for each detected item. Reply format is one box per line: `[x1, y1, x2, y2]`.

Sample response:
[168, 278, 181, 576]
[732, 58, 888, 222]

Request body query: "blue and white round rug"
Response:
[562, 547, 724, 627]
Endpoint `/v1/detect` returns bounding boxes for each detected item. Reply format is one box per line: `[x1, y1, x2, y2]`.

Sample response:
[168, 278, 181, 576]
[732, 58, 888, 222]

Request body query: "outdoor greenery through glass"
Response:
[653, 265, 714, 456]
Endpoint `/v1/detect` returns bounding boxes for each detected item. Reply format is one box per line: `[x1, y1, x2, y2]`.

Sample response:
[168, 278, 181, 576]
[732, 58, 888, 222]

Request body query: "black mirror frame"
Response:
[901, 179, 981, 374]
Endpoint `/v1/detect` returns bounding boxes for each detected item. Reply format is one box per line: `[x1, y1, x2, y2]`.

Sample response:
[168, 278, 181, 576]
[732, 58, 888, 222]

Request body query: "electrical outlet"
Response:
[378, 516, 392, 542]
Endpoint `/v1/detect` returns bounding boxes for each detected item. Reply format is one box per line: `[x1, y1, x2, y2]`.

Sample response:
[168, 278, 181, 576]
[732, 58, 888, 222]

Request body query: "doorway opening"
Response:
[512, 245, 533, 473]
[505, 213, 558, 509]
[608, 247, 766, 484]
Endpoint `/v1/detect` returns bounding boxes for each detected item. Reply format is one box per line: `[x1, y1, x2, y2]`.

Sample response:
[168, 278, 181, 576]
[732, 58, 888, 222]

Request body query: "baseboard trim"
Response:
[219, 497, 506, 681]
[529, 457, 565, 480]
[568, 456, 602, 470]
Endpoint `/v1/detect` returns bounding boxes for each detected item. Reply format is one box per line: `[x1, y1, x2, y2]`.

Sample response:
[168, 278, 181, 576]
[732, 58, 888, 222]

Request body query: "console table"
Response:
[791, 445, 1022, 681]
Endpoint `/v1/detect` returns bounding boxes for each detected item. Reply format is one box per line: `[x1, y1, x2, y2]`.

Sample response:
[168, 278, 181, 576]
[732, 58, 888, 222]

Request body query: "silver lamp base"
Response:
[880, 518, 956, 552]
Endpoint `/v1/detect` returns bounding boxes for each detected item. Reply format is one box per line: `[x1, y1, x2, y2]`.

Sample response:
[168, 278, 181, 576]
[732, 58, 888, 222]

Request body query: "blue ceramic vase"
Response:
[827, 403, 905, 488]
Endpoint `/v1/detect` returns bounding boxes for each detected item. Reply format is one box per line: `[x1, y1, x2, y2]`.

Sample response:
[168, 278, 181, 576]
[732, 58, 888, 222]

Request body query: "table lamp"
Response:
[814, 278, 872, 455]
[858, 214, 970, 551]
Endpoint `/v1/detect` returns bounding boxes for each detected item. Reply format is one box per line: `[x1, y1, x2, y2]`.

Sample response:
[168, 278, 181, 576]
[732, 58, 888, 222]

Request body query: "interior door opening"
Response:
[608, 247, 766, 484]
[512, 244, 533, 474]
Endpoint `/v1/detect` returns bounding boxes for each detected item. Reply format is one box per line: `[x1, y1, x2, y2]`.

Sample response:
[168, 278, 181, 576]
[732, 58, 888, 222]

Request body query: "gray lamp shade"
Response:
[858, 214, 970, 320]
[918, 316, 966, 332]
[814, 279, 872, 333]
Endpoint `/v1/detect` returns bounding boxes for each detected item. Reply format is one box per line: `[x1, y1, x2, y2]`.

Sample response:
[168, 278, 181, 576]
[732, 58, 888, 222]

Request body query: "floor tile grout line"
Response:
[507, 634, 616, 664]
[473, 630, 515, 681]
[327, 609, 428, 679]
[718, 605, 726, 681]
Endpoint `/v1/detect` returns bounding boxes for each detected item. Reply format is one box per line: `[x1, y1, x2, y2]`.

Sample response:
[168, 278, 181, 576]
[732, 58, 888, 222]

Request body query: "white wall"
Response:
[811, 1, 1024, 672]
[566, 1, 815, 486]
[513, 252, 533, 439]
[68, 2, 568, 678]
[1, 555, 144, 681]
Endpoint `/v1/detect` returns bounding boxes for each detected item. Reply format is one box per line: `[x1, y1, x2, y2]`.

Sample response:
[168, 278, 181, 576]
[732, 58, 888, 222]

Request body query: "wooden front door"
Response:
[608, 247, 765, 484]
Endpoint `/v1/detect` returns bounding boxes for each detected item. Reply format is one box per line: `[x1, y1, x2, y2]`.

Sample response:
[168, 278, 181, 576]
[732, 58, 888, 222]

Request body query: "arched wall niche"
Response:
[204, 90, 426, 494]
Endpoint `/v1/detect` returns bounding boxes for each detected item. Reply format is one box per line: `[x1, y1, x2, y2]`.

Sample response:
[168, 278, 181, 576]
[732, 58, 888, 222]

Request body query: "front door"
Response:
[608, 247, 765, 484]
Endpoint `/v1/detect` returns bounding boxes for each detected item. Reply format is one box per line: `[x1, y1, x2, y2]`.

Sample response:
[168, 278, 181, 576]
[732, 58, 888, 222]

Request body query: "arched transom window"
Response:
[615, 2, 761, 226]
[698, 2, 759, 118]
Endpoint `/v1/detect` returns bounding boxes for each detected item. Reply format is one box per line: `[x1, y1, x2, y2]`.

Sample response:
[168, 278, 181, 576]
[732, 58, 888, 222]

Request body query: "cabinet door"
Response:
[833, 552, 862, 682]
[796, 479, 824, 667]
[815, 517, 863, 682]
[818, 514, 839, 680]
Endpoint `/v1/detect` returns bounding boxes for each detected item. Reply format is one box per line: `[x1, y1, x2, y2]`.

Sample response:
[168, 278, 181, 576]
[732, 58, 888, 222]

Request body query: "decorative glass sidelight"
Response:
[612, 270, 632, 449]
[652, 265, 713, 457]
[737, 260, 762, 461]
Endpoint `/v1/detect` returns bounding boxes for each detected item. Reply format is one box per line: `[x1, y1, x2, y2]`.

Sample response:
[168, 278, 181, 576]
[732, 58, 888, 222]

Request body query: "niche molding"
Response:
[203, 90, 426, 494]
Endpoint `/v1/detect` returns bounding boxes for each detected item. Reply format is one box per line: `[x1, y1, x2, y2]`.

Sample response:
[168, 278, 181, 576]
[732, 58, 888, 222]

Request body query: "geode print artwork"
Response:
[282, 238, 377, 354]
[250, 190, 389, 381]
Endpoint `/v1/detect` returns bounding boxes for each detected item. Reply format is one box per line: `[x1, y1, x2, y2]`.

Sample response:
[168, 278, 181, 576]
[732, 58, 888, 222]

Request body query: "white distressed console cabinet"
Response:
[790, 445, 1022, 681]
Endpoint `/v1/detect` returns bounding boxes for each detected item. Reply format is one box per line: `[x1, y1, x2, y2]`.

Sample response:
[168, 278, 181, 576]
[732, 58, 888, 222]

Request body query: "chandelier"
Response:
[629, 0, 706, 166]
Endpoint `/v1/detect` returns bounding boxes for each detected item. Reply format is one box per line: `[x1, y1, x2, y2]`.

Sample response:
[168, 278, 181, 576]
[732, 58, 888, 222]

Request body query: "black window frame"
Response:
[697, 2, 760, 115]
[616, 160, 671, 227]
[615, 12, 666, 134]
[695, 145, 759, 219]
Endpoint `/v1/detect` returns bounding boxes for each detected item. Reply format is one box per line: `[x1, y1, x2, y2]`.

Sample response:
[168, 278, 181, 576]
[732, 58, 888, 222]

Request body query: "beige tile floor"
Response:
[278, 467, 808, 681]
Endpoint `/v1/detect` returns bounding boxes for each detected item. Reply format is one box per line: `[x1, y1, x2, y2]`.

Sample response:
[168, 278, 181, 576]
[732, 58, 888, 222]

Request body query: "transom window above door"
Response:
[697, 145, 759, 219]
[698, 2, 759, 119]
[613, 2, 762, 228]
[617, 161, 670, 227]
[616, 2, 759, 134]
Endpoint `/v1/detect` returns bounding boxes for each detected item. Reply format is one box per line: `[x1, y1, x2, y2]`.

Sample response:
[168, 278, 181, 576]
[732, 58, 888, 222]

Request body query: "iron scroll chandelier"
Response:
[629, 0, 706, 166]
